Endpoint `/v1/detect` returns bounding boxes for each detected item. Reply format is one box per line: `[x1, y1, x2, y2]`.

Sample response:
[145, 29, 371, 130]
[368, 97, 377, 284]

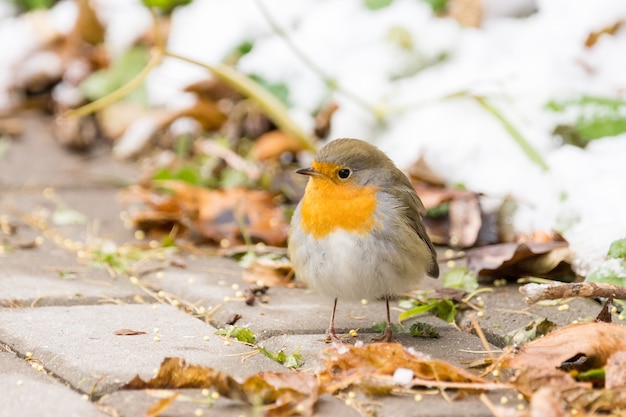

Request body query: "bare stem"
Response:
[475, 96, 549, 171]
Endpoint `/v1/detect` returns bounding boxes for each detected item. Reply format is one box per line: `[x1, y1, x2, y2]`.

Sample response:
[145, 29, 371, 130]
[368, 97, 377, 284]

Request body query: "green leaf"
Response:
[258, 346, 304, 369]
[435, 299, 457, 323]
[587, 264, 626, 286]
[398, 303, 437, 322]
[576, 368, 605, 383]
[11, 0, 56, 10]
[421, 0, 448, 13]
[503, 317, 556, 346]
[141, 0, 192, 12]
[409, 322, 439, 338]
[79, 47, 149, 104]
[442, 267, 478, 292]
[215, 325, 256, 344]
[608, 238, 626, 259]
[426, 202, 449, 218]
[364, 0, 394, 10]
[372, 321, 405, 335]
[547, 95, 626, 146]
[249, 74, 291, 107]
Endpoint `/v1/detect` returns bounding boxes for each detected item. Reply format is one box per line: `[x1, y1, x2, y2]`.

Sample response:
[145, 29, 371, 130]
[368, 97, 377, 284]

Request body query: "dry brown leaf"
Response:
[123, 357, 319, 416]
[113, 329, 147, 336]
[466, 241, 572, 279]
[500, 322, 626, 372]
[125, 182, 289, 246]
[145, 392, 179, 417]
[605, 351, 626, 390]
[447, 0, 482, 28]
[585, 21, 623, 48]
[509, 366, 581, 398]
[252, 130, 304, 161]
[319, 343, 485, 395]
[449, 193, 482, 248]
[313, 101, 339, 139]
[529, 387, 568, 417]
[242, 257, 295, 287]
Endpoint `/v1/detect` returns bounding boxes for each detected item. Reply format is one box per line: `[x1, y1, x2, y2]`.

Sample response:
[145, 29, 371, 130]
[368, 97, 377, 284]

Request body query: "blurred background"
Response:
[1, 0, 625, 283]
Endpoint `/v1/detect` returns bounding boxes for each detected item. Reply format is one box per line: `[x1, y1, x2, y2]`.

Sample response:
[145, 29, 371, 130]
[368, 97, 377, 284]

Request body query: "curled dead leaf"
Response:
[499, 321, 626, 372]
[466, 241, 573, 279]
[319, 343, 486, 395]
[242, 256, 295, 287]
[123, 357, 319, 417]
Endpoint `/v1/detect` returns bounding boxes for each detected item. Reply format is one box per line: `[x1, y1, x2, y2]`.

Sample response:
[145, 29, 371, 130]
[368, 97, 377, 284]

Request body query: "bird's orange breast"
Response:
[298, 165, 380, 239]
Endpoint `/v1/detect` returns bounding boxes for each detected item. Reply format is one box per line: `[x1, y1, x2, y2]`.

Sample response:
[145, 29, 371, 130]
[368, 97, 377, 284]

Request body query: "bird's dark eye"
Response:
[337, 168, 352, 179]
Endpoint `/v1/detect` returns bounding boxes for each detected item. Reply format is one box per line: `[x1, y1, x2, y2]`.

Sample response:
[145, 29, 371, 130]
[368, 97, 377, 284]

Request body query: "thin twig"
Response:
[475, 96, 549, 171]
[520, 282, 626, 304]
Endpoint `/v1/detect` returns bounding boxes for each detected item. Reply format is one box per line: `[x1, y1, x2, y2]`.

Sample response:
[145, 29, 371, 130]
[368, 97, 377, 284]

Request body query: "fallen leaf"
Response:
[313, 101, 339, 139]
[447, 0, 482, 28]
[145, 392, 179, 417]
[252, 130, 304, 161]
[124, 182, 289, 246]
[499, 321, 626, 372]
[242, 256, 295, 287]
[605, 351, 626, 390]
[449, 193, 482, 248]
[585, 21, 623, 48]
[318, 343, 485, 395]
[502, 317, 557, 346]
[123, 357, 319, 416]
[114, 329, 147, 336]
[466, 241, 573, 280]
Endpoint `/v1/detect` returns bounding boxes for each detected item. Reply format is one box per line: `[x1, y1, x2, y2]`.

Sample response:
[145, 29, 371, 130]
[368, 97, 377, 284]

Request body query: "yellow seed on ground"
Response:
[446, 260, 456, 268]
[156, 271, 164, 279]
[224, 340, 230, 346]
[16, 380, 23, 386]
[203, 336, 210, 341]
[194, 409, 203, 417]
[517, 404, 525, 411]
[349, 329, 358, 337]
[82, 394, 89, 401]
[231, 283, 240, 291]
[444, 249, 455, 258]
[201, 389, 210, 397]
[157, 291, 165, 298]
[211, 392, 220, 400]
[134, 230, 145, 240]
[129, 276, 139, 284]
[500, 396, 509, 404]
[620, 315, 625, 321]
[152, 305, 159, 310]
[153, 328, 160, 333]
[558, 304, 570, 311]
[235, 291, 243, 298]
[149, 240, 159, 248]
[25, 352, 33, 358]
[153, 337, 160, 342]
[360, 299, 368, 305]
[477, 311, 484, 318]
[414, 394, 423, 402]
[492, 370, 500, 377]
[188, 278, 195, 285]
[517, 393, 524, 400]
[611, 306, 618, 314]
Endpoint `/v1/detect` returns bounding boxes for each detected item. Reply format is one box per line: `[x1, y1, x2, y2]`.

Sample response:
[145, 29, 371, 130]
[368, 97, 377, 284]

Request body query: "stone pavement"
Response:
[0, 118, 612, 417]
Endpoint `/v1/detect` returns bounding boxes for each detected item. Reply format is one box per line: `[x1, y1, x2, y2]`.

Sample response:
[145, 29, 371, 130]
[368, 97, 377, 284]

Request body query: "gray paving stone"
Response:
[461, 283, 620, 347]
[147, 261, 441, 340]
[0, 117, 137, 190]
[0, 351, 109, 417]
[259, 315, 494, 372]
[0, 246, 140, 307]
[99, 390, 360, 417]
[0, 304, 285, 397]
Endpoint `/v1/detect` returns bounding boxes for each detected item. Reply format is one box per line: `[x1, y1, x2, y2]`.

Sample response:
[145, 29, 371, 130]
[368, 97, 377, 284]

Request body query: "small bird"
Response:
[288, 138, 439, 342]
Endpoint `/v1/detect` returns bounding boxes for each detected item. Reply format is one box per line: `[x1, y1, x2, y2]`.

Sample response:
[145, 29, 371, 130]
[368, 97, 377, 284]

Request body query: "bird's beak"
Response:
[295, 167, 323, 177]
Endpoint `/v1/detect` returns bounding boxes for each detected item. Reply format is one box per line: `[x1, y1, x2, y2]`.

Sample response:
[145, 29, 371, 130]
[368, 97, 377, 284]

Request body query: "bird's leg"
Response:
[374, 296, 394, 342]
[325, 298, 342, 343]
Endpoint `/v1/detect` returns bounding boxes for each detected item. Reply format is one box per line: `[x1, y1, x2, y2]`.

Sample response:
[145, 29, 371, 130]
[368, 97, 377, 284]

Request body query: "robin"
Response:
[288, 138, 439, 342]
